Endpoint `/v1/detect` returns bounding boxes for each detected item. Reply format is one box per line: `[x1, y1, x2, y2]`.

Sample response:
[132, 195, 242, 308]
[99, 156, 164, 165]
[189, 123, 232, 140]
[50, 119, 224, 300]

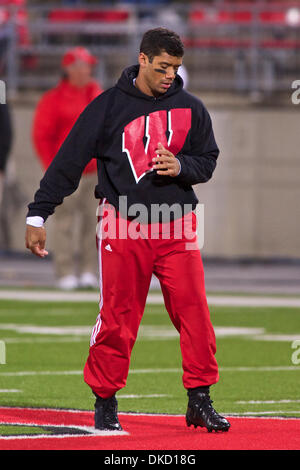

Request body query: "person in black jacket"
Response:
[25, 28, 230, 434]
[0, 103, 12, 204]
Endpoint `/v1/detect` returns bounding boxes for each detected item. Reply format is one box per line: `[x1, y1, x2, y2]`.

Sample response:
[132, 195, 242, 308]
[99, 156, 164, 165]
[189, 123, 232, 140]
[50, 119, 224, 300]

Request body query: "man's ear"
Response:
[138, 52, 148, 69]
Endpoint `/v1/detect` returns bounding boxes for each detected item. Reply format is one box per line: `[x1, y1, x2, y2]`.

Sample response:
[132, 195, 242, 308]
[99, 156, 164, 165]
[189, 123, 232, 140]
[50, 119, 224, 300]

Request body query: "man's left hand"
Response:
[153, 143, 180, 177]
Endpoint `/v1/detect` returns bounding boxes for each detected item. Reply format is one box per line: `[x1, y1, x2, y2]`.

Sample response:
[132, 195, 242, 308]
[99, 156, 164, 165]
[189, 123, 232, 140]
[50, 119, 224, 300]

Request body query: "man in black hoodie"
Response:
[25, 28, 230, 434]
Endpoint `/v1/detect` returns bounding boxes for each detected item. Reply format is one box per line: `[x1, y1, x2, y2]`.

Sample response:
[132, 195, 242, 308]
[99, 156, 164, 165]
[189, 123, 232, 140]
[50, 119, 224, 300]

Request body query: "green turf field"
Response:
[0, 298, 299, 421]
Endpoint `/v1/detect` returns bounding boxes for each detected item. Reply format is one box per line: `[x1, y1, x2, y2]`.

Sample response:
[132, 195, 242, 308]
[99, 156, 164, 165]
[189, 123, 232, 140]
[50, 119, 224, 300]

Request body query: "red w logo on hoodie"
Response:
[122, 108, 191, 183]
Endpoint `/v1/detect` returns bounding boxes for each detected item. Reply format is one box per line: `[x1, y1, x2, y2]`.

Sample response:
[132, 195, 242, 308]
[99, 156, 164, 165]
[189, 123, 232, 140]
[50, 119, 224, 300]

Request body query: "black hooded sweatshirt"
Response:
[27, 65, 219, 223]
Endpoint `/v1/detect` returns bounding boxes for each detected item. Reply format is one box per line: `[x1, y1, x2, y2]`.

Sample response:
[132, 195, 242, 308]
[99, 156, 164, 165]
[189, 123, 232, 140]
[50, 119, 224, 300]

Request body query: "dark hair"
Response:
[140, 28, 184, 62]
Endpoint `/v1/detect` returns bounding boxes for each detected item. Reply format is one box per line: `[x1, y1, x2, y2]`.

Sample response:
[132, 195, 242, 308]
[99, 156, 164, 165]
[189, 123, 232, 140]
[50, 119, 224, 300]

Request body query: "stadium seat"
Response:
[189, 9, 253, 24]
[48, 10, 86, 22]
[217, 10, 252, 23]
[182, 38, 252, 49]
[189, 7, 295, 26]
[259, 11, 286, 24]
[48, 9, 129, 23]
[85, 11, 129, 22]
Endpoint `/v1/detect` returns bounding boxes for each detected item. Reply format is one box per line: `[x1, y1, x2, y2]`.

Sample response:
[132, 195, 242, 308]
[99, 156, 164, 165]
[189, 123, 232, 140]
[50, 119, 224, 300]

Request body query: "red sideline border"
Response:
[0, 407, 299, 450]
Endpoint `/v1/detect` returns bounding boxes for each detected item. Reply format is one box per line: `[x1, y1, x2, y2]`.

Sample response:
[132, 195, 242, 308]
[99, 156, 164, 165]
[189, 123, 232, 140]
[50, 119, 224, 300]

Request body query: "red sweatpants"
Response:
[84, 200, 219, 398]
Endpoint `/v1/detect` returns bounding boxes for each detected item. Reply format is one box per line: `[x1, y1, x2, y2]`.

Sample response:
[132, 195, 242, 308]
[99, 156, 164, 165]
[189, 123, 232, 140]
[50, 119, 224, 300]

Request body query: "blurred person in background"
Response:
[0, 0, 35, 70]
[32, 47, 103, 290]
[0, 0, 30, 48]
[0, 101, 13, 251]
[179, 64, 189, 89]
[0, 102, 12, 206]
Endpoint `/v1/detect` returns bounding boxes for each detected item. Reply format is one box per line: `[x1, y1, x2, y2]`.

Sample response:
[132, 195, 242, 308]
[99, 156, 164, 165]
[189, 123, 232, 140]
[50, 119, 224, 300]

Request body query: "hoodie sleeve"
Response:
[27, 91, 110, 221]
[175, 100, 219, 186]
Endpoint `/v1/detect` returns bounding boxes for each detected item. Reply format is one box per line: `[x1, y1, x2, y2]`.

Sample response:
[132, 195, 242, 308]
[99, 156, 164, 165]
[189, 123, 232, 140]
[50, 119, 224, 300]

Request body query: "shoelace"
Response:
[202, 398, 221, 417]
[191, 396, 221, 418]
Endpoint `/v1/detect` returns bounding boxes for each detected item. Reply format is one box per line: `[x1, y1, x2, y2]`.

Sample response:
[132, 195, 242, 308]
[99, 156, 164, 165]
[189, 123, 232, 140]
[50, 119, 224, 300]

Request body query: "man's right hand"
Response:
[25, 225, 49, 258]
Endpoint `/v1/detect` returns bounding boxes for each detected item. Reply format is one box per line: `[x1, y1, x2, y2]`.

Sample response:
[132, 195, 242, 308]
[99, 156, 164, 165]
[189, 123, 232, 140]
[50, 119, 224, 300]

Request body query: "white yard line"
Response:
[227, 411, 300, 416]
[220, 366, 300, 372]
[206, 297, 300, 308]
[0, 389, 21, 393]
[1, 290, 300, 307]
[0, 291, 99, 302]
[0, 370, 83, 377]
[252, 334, 300, 342]
[236, 399, 300, 404]
[0, 324, 298, 344]
[0, 365, 299, 377]
[117, 394, 171, 399]
[3, 337, 87, 344]
[0, 324, 265, 338]
[0, 324, 92, 336]
[0, 427, 129, 440]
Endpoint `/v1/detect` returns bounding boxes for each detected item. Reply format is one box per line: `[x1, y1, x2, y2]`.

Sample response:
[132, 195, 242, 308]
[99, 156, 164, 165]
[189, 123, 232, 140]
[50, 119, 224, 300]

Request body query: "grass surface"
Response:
[0, 299, 299, 427]
[0, 425, 52, 436]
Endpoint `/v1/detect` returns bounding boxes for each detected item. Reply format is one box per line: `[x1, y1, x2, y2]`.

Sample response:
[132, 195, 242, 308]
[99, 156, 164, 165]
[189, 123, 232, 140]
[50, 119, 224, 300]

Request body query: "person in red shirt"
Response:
[32, 47, 103, 289]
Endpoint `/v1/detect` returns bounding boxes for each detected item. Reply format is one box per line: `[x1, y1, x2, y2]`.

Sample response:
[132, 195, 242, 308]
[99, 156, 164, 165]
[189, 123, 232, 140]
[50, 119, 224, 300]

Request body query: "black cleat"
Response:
[94, 394, 123, 431]
[186, 389, 230, 433]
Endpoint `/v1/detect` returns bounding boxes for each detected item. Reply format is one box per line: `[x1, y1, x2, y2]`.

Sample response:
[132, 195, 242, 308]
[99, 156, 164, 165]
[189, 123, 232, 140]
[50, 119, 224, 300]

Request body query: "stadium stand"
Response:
[1, 2, 300, 94]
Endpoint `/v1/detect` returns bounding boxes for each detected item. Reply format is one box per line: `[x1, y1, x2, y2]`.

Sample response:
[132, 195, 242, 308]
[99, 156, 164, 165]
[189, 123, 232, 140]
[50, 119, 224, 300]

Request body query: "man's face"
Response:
[139, 51, 183, 96]
[64, 60, 92, 87]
